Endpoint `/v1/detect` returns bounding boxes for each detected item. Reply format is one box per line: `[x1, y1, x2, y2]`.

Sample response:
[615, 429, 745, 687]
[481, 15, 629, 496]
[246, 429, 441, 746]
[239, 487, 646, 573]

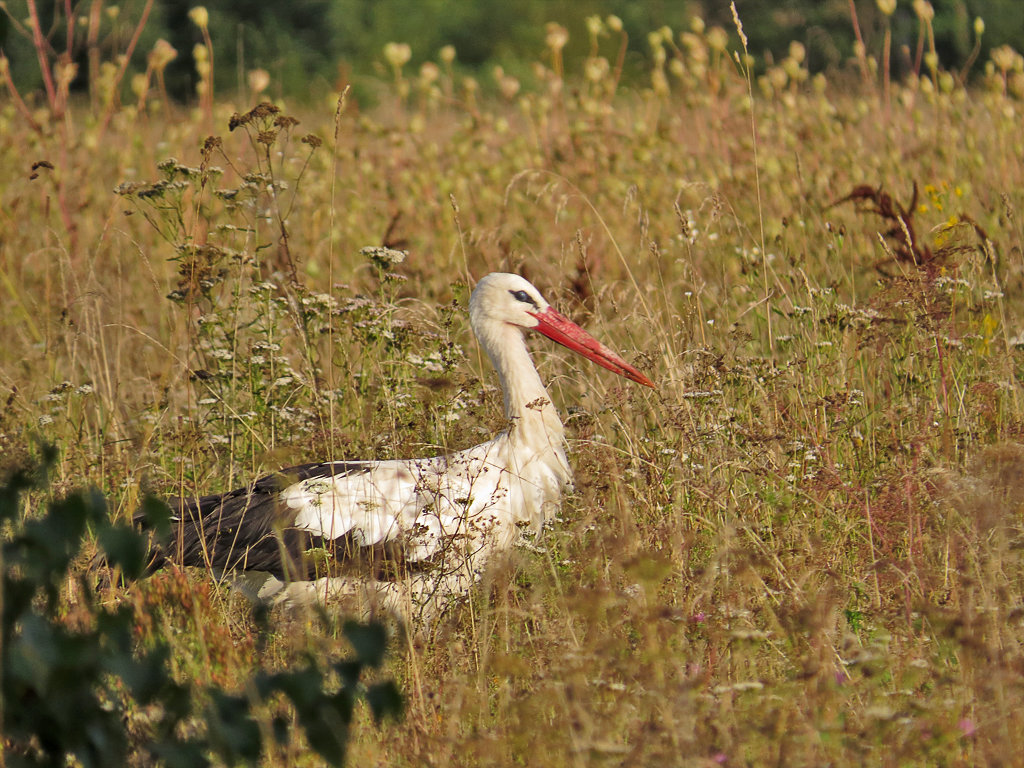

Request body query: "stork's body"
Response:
[143, 273, 652, 620]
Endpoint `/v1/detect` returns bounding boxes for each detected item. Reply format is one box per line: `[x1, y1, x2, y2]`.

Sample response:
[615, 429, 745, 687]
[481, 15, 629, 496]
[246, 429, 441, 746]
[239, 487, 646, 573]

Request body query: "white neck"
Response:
[472, 313, 573, 529]
[476, 319, 565, 444]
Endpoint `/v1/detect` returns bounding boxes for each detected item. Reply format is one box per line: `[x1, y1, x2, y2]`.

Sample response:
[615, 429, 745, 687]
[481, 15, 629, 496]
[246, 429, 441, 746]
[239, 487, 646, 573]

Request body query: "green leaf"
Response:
[97, 524, 149, 579]
[342, 620, 388, 668]
[366, 681, 404, 724]
[207, 691, 262, 764]
[138, 493, 173, 537]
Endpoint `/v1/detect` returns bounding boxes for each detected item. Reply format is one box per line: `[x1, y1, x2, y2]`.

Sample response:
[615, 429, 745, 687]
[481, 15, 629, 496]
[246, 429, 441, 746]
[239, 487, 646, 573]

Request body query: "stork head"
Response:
[470, 273, 654, 388]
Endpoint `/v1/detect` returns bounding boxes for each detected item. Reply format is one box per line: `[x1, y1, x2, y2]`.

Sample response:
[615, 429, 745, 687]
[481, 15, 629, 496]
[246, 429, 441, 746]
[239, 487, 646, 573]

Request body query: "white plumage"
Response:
[145, 272, 653, 621]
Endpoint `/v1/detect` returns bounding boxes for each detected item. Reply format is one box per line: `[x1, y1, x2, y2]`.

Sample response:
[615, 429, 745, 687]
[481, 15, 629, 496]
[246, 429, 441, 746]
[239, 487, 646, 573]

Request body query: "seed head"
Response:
[131, 73, 147, 98]
[990, 45, 1021, 73]
[419, 61, 440, 84]
[706, 26, 728, 53]
[545, 23, 569, 52]
[383, 42, 412, 69]
[188, 6, 209, 30]
[149, 39, 177, 70]
[730, 3, 747, 51]
[584, 56, 610, 83]
[248, 68, 270, 95]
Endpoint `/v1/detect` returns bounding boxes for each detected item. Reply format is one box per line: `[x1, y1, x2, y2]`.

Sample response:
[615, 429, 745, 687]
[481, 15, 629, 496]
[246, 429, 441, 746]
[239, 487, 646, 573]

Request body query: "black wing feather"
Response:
[139, 461, 417, 582]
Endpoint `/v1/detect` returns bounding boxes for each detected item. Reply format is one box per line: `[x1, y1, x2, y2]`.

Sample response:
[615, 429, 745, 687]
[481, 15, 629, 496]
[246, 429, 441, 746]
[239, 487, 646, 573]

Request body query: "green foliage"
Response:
[0, 451, 402, 766]
[6, 0, 1024, 100]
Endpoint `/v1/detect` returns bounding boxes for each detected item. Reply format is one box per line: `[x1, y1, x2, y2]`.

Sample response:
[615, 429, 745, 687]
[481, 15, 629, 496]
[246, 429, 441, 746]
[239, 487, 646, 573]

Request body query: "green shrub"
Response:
[0, 447, 402, 766]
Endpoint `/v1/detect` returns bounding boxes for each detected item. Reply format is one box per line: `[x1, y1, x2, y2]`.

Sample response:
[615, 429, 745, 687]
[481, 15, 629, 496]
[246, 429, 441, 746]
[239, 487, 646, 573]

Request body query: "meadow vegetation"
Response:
[3, 4, 1024, 765]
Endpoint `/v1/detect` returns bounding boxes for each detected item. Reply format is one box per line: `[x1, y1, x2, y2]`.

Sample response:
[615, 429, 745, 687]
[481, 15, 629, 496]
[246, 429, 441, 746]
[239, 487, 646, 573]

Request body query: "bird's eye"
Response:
[509, 289, 537, 306]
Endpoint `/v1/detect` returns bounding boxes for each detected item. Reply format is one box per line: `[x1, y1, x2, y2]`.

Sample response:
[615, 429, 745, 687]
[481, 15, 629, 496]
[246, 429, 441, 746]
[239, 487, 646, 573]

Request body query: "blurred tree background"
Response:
[1, 0, 1022, 101]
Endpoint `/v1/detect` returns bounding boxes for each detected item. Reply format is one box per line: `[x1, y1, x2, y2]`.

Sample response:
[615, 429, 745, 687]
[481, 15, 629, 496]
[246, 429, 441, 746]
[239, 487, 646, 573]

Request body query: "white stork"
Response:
[142, 273, 653, 620]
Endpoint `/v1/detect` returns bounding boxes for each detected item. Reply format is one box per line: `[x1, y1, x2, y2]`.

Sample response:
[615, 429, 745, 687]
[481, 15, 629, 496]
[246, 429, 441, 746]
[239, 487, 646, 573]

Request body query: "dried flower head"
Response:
[991, 45, 1022, 73]
[545, 23, 569, 52]
[496, 70, 520, 100]
[584, 56, 610, 83]
[149, 39, 178, 70]
[248, 68, 270, 95]
[383, 42, 412, 69]
[730, 3, 747, 51]
[706, 26, 729, 53]
[361, 246, 407, 270]
[419, 61, 440, 84]
[912, 0, 934, 21]
[188, 6, 209, 30]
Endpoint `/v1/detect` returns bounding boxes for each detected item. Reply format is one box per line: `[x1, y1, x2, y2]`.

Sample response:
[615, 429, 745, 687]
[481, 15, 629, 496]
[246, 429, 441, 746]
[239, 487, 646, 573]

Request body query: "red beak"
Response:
[529, 308, 655, 389]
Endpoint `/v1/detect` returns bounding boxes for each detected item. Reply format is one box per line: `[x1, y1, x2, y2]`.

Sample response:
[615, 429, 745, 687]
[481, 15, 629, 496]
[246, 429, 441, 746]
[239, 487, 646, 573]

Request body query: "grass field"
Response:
[3, 14, 1024, 766]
